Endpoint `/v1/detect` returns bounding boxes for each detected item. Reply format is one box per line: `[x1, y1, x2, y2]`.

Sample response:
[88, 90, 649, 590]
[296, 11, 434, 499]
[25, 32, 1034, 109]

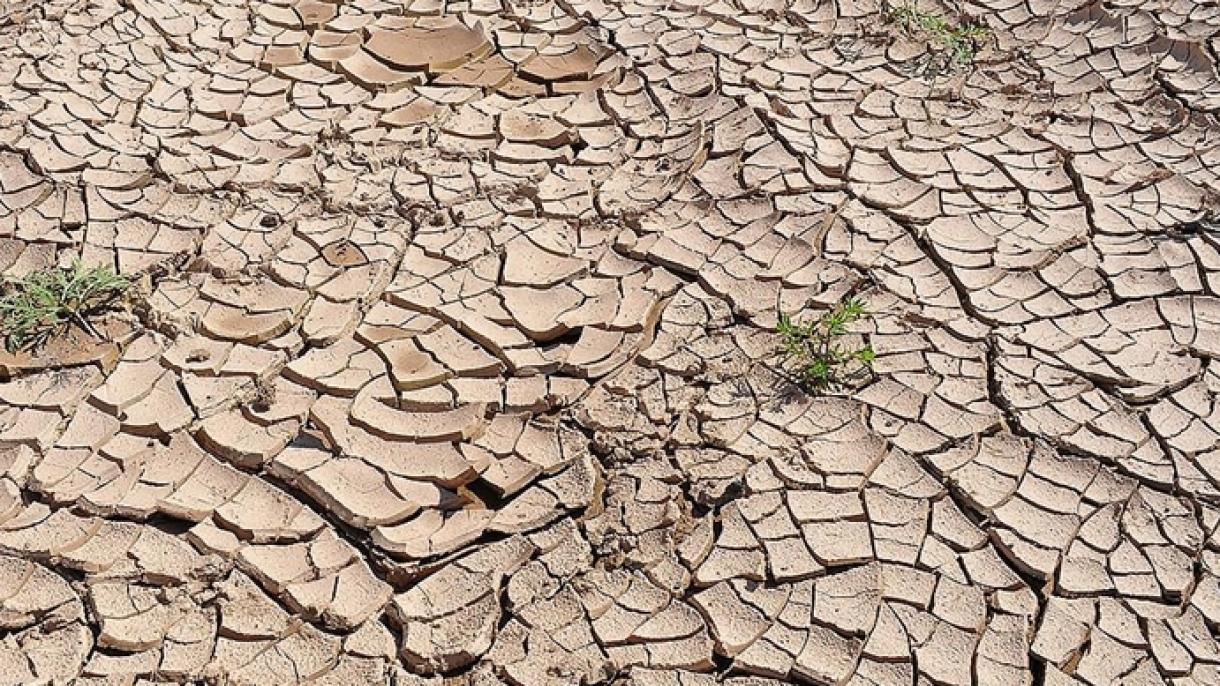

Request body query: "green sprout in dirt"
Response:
[777, 298, 876, 392]
[0, 262, 129, 352]
[889, 3, 990, 72]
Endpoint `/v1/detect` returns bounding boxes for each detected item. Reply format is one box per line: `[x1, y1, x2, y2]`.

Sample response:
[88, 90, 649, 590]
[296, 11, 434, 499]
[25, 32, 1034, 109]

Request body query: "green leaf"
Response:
[776, 296, 876, 394]
[856, 346, 877, 364]
[0, 263, 128, 353]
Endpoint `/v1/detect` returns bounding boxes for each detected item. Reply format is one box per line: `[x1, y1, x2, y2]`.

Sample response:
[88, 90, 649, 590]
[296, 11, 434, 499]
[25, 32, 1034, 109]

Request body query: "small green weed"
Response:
[777, 298, 876, 392]
[889, 3, 989, 73]
[0, 263, 129, 352]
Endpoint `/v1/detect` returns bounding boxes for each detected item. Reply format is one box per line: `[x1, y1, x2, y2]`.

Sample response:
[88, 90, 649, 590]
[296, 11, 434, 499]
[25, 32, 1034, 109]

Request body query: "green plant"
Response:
[0, 262, 129, 352]
[777, 298, 876, 392]
[889, 3, 990, 72]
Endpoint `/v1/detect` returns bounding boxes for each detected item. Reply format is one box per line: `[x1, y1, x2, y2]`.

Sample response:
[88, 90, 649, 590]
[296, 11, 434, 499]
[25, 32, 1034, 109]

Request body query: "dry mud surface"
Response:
[2, 0, 1220, 684]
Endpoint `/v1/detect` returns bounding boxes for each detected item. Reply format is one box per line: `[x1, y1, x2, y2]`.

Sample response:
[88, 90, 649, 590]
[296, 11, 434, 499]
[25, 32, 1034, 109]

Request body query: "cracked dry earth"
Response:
[6, 0, 1220, 685]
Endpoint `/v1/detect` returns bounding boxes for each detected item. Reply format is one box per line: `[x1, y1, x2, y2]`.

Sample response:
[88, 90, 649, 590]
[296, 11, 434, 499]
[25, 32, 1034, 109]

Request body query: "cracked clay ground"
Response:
[3, 0, 1220, 684]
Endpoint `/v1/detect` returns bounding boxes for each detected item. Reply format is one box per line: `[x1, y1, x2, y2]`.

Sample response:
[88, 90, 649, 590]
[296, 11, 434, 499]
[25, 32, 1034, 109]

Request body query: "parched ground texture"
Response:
[3, 0, 1220, 683]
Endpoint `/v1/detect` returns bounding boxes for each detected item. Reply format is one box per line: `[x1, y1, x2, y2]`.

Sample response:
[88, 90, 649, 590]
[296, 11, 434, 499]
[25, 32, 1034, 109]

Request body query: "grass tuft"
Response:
[777, 297, 876, 393]
[889, 3, 990, 72]
[0, 262, 129, 352]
